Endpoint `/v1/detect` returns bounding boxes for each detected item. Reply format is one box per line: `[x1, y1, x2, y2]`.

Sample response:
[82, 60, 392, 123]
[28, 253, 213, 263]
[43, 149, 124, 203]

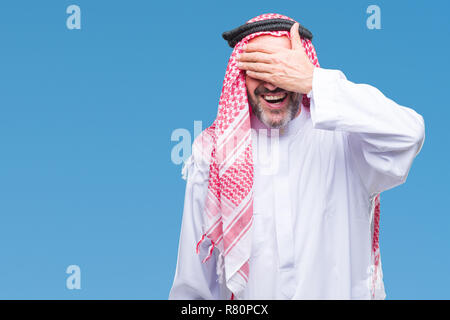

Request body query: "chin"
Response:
[249, 92, 301, 129]
[261, 111, 290, 129]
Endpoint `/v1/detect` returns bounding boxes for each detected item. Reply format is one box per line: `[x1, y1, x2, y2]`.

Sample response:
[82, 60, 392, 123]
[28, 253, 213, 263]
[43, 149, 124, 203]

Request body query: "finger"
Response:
[238, 62, 273, 73]
[245, 70, 272, 82]
[244, 43, 278, 54]
[290, 22, 302, 50]
[238, 52, 273, 64]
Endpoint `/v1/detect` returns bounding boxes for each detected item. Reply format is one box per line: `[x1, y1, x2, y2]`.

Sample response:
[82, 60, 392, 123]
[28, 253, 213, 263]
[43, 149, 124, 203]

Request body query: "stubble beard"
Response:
[247, 90, 302, 129]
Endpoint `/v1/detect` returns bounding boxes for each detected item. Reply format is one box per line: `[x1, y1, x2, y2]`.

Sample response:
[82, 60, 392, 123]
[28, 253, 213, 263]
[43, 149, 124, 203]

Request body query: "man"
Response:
[169, 13, 425, 300]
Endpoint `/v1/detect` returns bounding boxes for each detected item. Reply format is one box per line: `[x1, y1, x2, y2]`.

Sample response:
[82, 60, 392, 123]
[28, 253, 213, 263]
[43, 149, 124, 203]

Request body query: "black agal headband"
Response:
[222, 18, 313, 48]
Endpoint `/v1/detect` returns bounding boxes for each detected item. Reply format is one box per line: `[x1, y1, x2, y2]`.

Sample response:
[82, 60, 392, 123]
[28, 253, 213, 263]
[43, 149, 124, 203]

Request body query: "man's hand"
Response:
[237, 23, 315, 94]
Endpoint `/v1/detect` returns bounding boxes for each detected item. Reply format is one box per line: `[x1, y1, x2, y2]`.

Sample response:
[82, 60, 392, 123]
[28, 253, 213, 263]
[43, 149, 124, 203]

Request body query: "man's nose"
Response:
[263, 82, 278, 91]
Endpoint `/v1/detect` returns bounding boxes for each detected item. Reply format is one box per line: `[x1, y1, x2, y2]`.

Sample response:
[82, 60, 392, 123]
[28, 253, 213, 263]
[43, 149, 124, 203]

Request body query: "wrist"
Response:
[303, 66, 314, 94]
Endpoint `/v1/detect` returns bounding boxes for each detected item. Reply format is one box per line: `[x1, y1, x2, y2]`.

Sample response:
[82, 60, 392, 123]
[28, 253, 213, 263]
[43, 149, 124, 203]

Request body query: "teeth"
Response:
[263, 93, 287, 101]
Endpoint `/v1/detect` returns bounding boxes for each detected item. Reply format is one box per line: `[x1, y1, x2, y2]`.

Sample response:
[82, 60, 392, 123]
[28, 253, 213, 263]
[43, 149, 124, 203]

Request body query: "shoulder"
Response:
[192, 127, 215, 168]
[181, 127, 214, 180]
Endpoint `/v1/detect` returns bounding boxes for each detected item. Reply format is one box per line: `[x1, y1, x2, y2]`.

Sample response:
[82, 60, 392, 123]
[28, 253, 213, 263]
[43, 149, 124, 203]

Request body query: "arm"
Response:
[309, 67, 425, 195]
[169, 155, 221, 300]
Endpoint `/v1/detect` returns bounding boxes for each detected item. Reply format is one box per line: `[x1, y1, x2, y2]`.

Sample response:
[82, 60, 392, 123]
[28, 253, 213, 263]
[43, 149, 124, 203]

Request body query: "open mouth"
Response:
[261, 93, 288, 108]
[262, 93, 287, 104]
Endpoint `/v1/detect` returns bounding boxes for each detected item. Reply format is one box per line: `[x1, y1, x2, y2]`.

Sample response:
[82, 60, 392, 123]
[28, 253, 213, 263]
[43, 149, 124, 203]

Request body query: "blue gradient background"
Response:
[0, 1, 448, 299]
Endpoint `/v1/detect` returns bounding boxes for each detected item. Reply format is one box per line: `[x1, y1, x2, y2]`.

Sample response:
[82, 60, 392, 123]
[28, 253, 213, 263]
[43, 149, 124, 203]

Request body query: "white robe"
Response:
[168, 68, 425, 300]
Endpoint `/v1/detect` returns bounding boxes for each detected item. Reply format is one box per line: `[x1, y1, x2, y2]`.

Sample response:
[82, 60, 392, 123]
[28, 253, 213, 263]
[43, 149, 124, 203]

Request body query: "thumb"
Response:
[290, 22, 303, 50]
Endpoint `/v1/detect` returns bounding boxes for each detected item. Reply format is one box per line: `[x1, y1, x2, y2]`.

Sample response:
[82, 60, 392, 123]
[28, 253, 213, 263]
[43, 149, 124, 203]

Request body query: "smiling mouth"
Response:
[262, 93, 287, 104]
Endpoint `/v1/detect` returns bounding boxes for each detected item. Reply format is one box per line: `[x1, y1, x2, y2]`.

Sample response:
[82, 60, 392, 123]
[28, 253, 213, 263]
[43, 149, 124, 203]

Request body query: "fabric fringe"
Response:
[197, 234, 232, 299]
[369, 193, 386, 300]
[196, 234, 216, 263]
[216, 251, 226, 285]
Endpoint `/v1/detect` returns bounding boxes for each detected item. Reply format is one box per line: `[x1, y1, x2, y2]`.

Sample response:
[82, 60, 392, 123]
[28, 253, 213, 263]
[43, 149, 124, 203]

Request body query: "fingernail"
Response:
[242, 44, 247, 50]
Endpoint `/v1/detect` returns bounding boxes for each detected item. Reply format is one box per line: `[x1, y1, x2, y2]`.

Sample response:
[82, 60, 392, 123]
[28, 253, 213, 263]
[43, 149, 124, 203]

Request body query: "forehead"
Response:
[248, 34, 291, 49]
